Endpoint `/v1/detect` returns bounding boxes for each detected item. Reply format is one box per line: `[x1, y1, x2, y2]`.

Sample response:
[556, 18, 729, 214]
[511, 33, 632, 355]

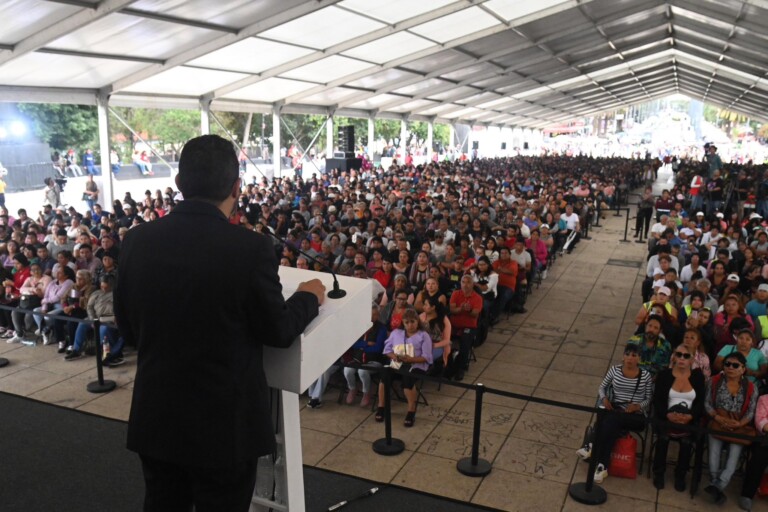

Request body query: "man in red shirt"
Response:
[448, 274, 482, 381]
[493, 246, 522, 315]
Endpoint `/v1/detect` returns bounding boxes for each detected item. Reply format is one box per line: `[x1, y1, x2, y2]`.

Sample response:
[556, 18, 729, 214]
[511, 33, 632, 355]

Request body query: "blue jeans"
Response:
[690, 194, 704, 212]
[707, 200, 722, 217]
[72, 323, 91, 352]
[33, 304, 63, 330]
[494, 285, 515, 317]
[101, 325, 124, 356]
[708, 434, 744, 490]
[307, 365, 339, 400]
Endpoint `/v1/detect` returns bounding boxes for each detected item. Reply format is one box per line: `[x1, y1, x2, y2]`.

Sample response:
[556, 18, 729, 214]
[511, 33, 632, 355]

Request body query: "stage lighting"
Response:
[0, 127, 7, 139]
[10, 121, 26, 137]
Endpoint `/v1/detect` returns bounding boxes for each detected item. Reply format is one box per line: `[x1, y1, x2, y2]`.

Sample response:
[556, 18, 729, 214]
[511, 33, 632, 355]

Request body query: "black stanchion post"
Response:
[372, 365, 405, 455]
[619, 208, 631, 243]
[569, 408, 608, 505]
[457, 383, 492, 476]
[86, 320, 117, 394]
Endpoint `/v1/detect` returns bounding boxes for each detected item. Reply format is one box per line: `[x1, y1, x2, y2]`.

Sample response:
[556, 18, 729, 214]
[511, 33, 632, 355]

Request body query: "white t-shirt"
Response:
[560, 213, 579, 231]
[511, 249, 532, 269]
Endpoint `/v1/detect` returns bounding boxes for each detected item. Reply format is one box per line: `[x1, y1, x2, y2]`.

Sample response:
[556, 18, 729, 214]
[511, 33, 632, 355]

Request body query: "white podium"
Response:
[252, 267, 372, 512]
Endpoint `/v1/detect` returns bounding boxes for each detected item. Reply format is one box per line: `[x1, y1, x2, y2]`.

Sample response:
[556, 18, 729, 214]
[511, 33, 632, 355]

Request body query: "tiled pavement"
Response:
[1, 168, 766, 511]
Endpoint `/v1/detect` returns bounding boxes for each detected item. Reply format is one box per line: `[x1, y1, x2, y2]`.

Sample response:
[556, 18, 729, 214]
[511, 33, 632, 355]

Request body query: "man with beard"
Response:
[629, 315, 671, 377]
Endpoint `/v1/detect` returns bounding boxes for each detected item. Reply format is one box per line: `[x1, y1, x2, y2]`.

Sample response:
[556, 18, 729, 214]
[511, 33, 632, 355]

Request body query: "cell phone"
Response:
[690, 310, 698, 320]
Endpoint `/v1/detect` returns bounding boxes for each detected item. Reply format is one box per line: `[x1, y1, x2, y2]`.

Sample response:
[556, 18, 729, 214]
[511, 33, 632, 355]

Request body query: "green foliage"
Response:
[17, 103, 98, 151]
[375, 119, 401, 143]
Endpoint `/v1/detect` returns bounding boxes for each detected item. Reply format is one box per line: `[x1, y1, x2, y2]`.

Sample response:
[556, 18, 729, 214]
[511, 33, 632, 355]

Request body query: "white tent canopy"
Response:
[2, 0, 768, 128]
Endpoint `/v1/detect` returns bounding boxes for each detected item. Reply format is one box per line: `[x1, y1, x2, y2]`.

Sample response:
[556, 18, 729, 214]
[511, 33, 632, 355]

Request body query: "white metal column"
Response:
[367, 117, 374, 160]
[272, 108, 281, 179]
[426, 121, 434, 161]
[96, 93, 114, 212]
[200, 98, 211, 136]
[326, 115, 334, 158]
[399, 119, 407, 159]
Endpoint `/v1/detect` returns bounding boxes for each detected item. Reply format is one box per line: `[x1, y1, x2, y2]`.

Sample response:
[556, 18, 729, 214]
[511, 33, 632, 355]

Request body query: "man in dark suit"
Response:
[115, 135, 325, 512]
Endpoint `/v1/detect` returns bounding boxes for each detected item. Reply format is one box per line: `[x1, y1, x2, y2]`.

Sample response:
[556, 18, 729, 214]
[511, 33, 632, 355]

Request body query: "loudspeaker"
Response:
[523, 142, 529, 150]
[472, 141, 479, 150]
[337, 126, 355, 157]
[501, 142, 506, 150]
[325, 157, 363, 172]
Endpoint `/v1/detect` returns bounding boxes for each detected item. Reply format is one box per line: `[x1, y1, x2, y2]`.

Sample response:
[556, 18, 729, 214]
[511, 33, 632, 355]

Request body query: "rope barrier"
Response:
[0, 303, 117, 393]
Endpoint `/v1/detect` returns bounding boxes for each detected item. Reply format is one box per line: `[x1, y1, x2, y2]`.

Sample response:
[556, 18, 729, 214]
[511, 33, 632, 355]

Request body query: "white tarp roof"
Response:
[2, 0, 768, 128]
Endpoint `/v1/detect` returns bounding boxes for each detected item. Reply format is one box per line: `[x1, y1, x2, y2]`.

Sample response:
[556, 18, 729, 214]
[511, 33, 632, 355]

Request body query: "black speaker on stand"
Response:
[337, 126, 355, 158]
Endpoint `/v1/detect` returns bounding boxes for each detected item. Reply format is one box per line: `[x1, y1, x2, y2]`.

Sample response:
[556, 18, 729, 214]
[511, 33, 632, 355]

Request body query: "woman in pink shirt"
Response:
[526, 229, 549, 279]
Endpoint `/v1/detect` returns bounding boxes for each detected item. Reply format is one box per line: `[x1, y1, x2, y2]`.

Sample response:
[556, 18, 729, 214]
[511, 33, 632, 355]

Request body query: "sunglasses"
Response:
[723, 362, 743, 369]
[673, 351, 692, 360]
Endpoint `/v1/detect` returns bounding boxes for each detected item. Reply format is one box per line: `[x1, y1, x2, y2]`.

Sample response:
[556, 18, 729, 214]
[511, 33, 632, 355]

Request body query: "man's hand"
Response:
[297, 278, 326, 305]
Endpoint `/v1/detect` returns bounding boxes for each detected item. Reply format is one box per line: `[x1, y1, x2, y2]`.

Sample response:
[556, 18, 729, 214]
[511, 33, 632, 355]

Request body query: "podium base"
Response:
[0, 357, 8, 368]
[457, 457, 492, 477]
[568, 482, 607, 505]
[87, 379, 117, 394]
[372, 438, 405, 455]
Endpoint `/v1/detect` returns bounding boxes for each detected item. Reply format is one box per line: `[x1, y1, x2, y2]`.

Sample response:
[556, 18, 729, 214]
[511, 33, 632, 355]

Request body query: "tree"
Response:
[17, 103, 98, 151]
[375, 119, 401, 144]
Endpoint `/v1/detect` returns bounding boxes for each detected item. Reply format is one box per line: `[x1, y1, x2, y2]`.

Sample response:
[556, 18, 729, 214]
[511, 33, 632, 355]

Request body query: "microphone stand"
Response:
[262, 229, 347, 299]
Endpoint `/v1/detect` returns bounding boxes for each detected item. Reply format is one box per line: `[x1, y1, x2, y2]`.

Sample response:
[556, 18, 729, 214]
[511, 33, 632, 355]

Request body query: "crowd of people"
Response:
[582, 150, 768, 510]
[7, 144, 768, 506]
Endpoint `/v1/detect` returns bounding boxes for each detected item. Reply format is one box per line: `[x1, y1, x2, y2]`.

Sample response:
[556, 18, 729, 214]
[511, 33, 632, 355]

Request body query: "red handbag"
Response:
[608, 434, 638, 479]
[758, 473, 768, 497]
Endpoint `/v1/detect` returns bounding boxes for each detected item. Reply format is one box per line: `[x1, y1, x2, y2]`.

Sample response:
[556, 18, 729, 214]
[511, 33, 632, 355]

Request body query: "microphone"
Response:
[262, 229, 347, 299]
[327, 487, 379, 511]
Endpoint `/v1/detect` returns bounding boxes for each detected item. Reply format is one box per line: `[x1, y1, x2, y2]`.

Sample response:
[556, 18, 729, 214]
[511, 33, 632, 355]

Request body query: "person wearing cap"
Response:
[720, 272, 742, 303]
[118, 203, 137, 229]
[636, 286, 678, 337]
[582, 342, 653, 484]
[704, 143, 723, 180]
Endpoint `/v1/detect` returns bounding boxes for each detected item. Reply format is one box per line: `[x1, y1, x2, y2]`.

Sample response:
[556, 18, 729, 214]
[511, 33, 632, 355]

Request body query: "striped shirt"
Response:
[598, 365, 654, 413]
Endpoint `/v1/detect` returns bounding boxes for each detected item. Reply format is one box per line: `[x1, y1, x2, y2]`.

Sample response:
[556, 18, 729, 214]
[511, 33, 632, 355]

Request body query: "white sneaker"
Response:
[541, 270, 548, 280]
[42, 331, 52, 345]
[6, 335, 21, 344]
[576, 442, 592, 460]
[594, 463, 608, 483]
[34, 328, 42, 336]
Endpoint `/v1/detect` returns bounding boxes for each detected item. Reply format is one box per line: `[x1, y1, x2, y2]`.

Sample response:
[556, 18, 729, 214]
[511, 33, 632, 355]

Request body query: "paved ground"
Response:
[0, 167, 765, 511]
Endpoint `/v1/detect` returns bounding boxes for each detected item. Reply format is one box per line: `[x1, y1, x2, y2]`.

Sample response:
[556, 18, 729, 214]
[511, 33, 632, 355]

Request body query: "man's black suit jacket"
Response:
[115, 200, 319, 469]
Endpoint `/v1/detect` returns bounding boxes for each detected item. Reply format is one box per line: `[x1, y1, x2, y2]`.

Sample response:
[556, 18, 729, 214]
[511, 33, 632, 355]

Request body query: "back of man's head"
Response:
[177, 135, 238, 202]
